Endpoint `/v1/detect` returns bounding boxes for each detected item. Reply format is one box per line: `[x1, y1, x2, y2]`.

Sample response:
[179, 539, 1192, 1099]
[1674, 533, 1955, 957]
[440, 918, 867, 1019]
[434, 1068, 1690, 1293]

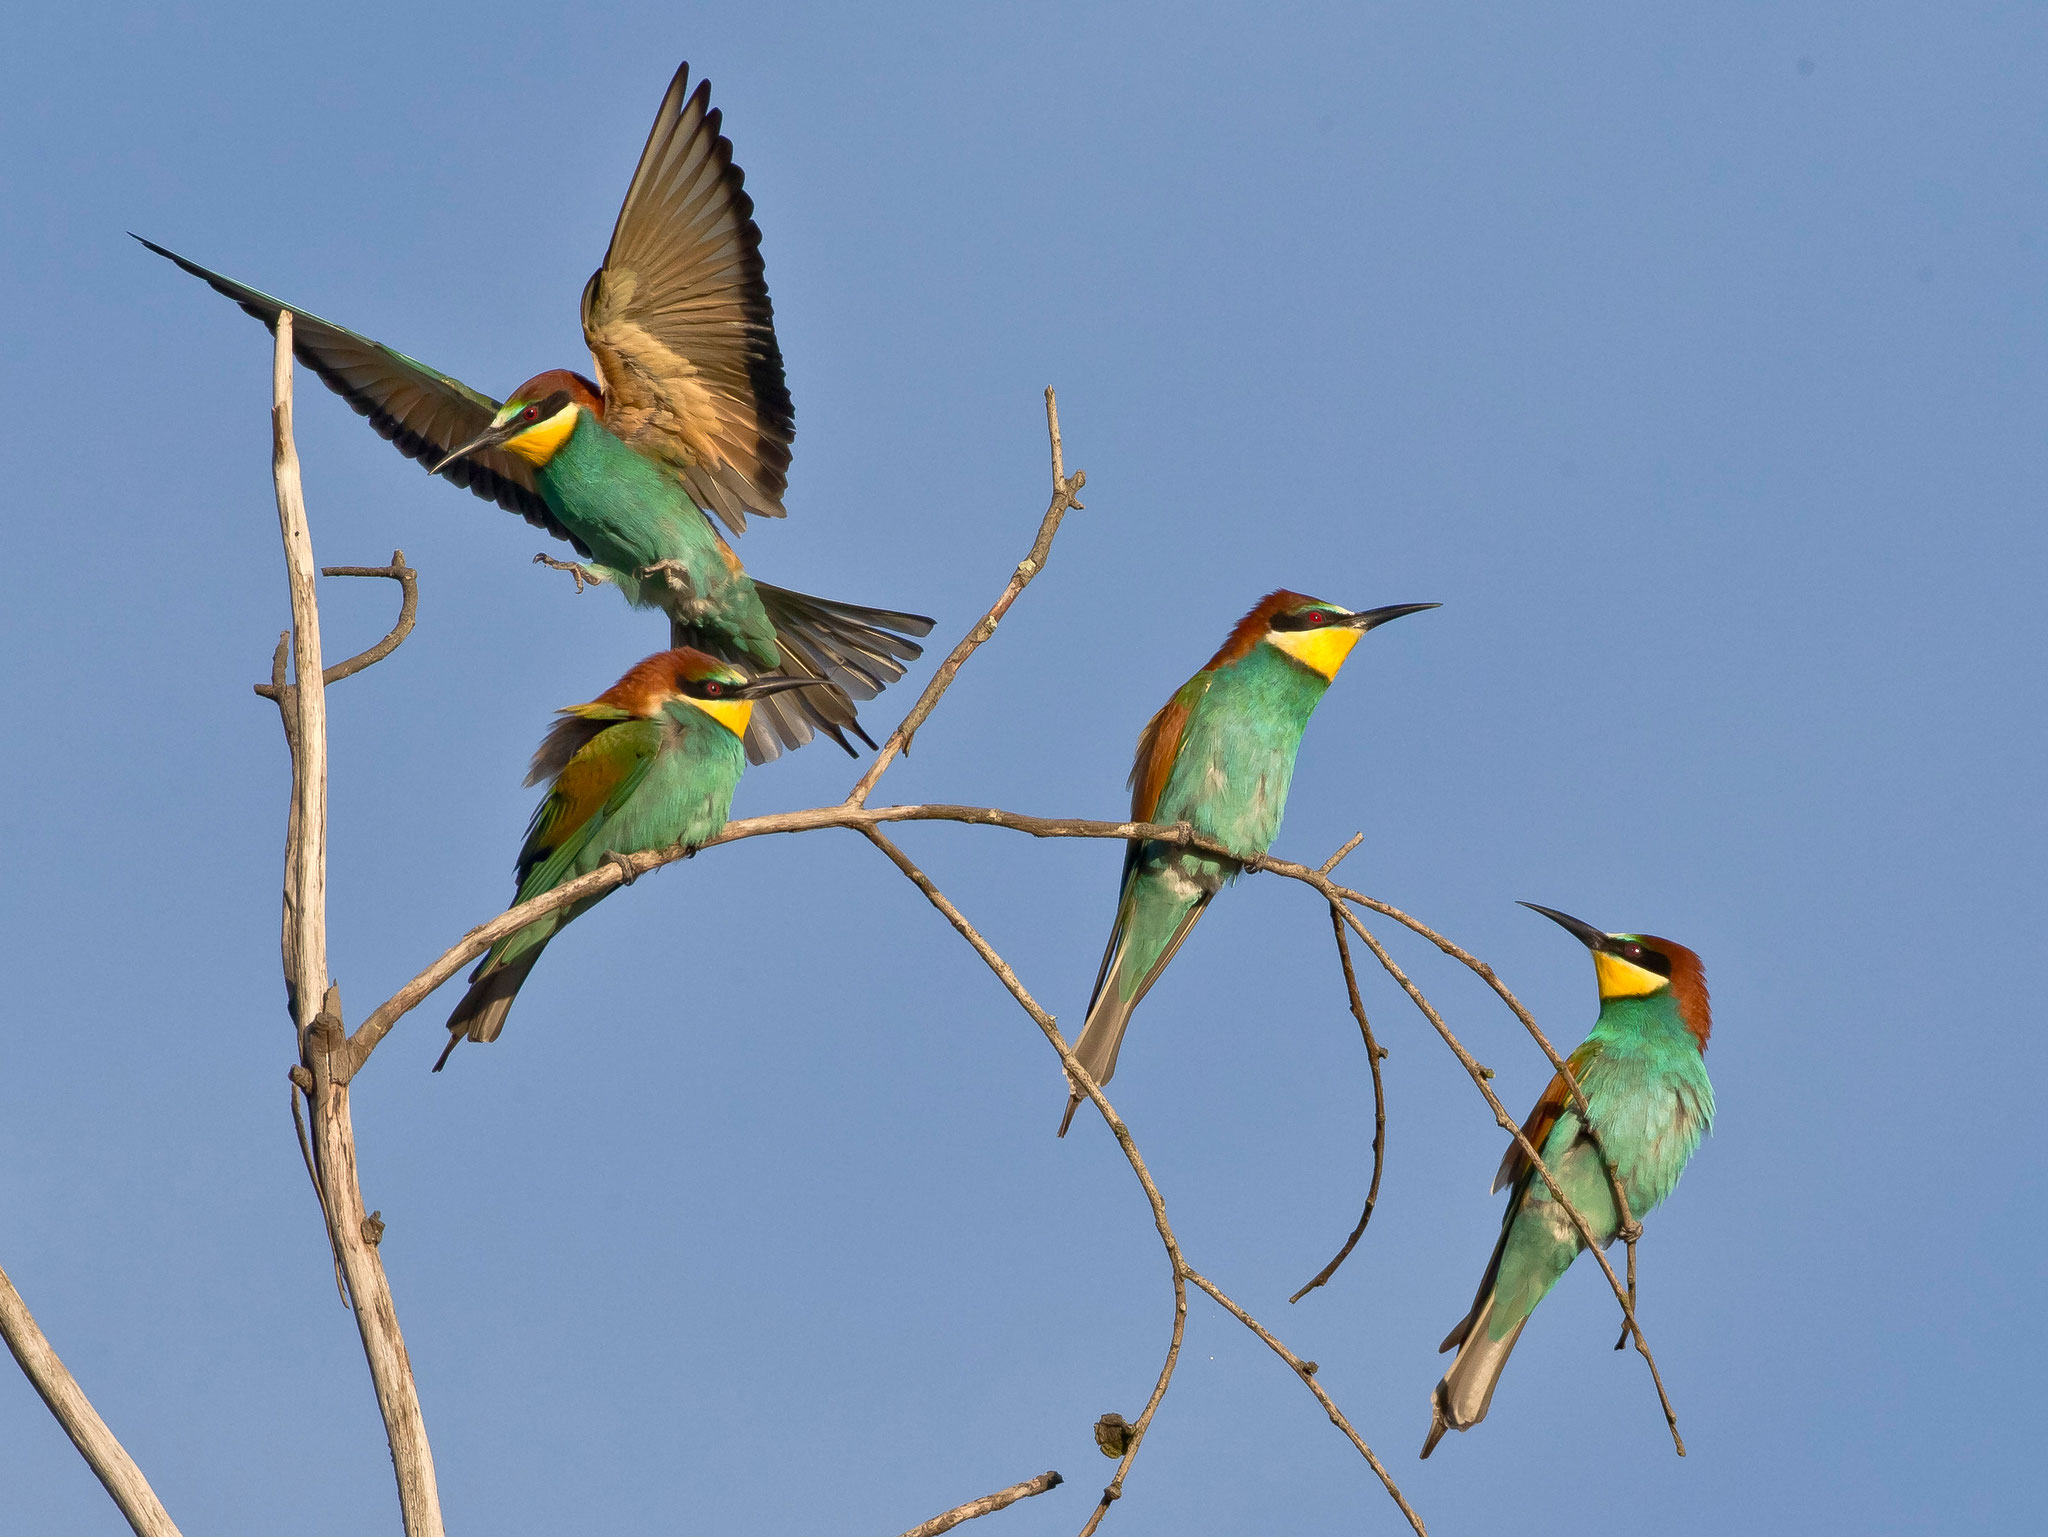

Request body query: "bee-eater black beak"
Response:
[429, 425, 509, 476]
[1345, 602, 1442, 630]
[1518, 901, 1613, 952]
[738, 676, 837, 699]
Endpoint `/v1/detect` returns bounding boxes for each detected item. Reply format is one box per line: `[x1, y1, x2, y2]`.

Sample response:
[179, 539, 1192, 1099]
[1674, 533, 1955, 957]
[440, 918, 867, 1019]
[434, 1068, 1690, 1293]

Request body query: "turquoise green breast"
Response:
[1155, 643, 1330, 858]
[534, 419, 769, 648]
[586, 706, 746, 864]
[1553, 994, 1715, 1217]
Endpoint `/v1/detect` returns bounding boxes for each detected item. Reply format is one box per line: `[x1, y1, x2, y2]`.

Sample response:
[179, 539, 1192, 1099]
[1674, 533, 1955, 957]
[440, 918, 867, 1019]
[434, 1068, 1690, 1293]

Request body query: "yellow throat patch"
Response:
[683, 695, 754, 739]
[1265, 625, 1363, 680]
[1594, 949, 1670, 1000]
[500, 403, 581, 468]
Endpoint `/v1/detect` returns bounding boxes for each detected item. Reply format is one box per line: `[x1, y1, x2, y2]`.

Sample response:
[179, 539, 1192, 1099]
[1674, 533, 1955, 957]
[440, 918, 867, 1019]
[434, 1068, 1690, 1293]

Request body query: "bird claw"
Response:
[533, 552, 606, 593]
[606, 850, 639, 887]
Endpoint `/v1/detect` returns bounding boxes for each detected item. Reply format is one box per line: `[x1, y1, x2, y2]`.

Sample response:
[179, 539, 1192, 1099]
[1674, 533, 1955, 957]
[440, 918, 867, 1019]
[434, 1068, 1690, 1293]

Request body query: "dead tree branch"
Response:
[896, 1470, 1064, 1537]
[263, 314, 447, 1533]
[0, 1260, 184, 1537]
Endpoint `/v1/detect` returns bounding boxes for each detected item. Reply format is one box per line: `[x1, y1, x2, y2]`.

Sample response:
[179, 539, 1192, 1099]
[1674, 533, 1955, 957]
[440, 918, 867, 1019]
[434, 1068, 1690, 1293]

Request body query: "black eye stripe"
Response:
[1270, 607, 1337, 632]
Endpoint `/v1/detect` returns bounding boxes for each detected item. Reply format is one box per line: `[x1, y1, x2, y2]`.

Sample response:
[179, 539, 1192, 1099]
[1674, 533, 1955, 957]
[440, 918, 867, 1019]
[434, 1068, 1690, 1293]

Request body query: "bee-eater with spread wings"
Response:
[1422, 905, 1714, 1456]
[140, 63, 930, 763]
[435, 648, 825, 1070]
[1059, 590, 1438, 1136]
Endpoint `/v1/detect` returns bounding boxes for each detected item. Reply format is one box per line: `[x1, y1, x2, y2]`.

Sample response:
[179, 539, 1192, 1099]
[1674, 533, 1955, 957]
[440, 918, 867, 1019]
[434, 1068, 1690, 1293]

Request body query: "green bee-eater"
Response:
[1059, 590, 1438, 1135]
[139, 63, 931, 762]
[435, 647, 823, 1070]
[1422, 905, 1714, 1456]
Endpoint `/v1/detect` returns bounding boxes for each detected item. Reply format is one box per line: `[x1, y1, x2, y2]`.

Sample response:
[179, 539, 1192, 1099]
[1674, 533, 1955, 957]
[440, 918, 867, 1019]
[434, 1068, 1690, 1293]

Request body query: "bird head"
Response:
[1519, 903, 1712, 1046]
[431, 369, 604, 473]
[1231, 591, 1440, 680]
[597, 647, 832, 740]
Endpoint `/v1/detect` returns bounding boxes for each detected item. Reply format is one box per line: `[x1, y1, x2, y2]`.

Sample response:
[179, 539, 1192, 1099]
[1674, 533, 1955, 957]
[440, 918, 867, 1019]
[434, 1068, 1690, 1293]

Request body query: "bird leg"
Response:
[533, 552, 608, 593]
[605, 850, 640, 887]
[637, 559, 723, 627]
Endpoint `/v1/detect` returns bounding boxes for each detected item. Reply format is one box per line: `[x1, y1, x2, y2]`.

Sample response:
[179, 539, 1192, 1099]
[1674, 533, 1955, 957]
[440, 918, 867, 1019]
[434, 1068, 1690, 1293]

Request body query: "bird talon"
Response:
[533, 552, 604, 593]
[606, 850, 639, 886]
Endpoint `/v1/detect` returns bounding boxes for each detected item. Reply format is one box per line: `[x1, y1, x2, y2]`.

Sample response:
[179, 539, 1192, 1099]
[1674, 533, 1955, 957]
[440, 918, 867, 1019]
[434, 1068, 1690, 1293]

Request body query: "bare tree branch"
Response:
[895, 1470, 1063, 1537]
[845, 386, 1085, 807]
[265, 315, 449, 1533]
[0, 1261, 184, 1537]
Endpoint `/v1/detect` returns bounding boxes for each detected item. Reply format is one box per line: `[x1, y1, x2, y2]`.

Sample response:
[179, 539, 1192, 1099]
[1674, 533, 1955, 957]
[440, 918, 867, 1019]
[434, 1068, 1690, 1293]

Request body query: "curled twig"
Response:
[254, 550, 417, 700]
[1288, 905, 1388, 1303]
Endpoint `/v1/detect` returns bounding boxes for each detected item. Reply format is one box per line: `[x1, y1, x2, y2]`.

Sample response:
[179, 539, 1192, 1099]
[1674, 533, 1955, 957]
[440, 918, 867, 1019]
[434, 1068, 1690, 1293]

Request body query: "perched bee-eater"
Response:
[1059, 590, 1438, 1136]
[139, 63, 930, 762]
[1422, 905, 1714, 1456]
[435, 647, 822, 1070]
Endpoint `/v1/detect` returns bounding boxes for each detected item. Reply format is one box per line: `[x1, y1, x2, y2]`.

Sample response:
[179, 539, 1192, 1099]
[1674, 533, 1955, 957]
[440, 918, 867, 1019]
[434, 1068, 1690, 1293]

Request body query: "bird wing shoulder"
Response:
[1492, 1039, 1604, 1195]
[581, 66, 793, 535]
[1128, 673, 1213, 825]
[515, 719, 664, 895]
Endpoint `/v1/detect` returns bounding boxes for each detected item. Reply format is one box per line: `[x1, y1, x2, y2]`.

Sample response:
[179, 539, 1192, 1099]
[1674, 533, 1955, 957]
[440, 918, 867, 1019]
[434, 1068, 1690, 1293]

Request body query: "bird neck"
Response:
[1214, 640, 1334, 726]
[1592, 989, 1696, 1051]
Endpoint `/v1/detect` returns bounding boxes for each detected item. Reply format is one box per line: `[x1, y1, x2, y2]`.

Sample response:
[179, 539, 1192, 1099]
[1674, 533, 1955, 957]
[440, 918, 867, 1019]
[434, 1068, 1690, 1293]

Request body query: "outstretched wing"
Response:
[135, 236, 586, 554]
[581, 65, 793, 536]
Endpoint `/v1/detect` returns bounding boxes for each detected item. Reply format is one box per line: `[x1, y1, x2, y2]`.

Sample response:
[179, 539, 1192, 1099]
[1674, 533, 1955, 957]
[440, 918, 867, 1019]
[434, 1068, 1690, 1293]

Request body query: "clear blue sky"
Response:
[3, 4, 2042, 1533]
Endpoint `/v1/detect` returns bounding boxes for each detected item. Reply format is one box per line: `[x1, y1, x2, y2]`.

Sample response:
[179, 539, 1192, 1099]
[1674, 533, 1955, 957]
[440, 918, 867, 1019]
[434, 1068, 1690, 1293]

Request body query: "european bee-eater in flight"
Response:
[139, 63, 931, 763]
[1422, 905, 1714, 1456]
[435, 647, 823, 1070]
[1059, 590, 1438, 1136]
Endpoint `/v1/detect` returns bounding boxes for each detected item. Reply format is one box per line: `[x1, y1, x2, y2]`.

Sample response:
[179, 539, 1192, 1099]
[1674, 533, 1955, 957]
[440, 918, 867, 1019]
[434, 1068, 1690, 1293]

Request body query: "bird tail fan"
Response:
[436, 947, 547, 1070]
[1422, 1290, 1528, 1456]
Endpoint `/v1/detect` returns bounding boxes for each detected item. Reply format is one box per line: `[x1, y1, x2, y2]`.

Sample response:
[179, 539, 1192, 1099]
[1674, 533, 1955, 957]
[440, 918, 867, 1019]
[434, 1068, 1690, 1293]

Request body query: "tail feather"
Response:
[435, 947, 547, 1071]
[1057, 882, 1214, 1137]
[1421, 1291, 1529, 1457]
[677, 584, 933, 765]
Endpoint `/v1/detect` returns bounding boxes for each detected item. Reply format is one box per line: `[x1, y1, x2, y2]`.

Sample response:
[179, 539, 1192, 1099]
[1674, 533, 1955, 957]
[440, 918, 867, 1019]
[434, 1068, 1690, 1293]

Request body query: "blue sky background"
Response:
[3, 4, 2043, 1533]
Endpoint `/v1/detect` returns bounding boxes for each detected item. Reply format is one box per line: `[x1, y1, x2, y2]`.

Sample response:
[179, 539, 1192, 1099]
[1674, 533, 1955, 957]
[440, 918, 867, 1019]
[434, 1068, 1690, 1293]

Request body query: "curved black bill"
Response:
[428, 426, 505, 476]
[1518, 901, 1612, 951]
[739, 675, 838, 699]
[1345, 601, 1442, 630]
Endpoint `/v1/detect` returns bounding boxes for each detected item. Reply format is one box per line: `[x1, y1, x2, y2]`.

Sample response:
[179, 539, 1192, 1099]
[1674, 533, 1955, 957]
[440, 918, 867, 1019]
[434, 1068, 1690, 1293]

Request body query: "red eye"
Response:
[522, 405, 538, 421]
[704, 681, 723, 696]
[1304, 611, 1327, 625]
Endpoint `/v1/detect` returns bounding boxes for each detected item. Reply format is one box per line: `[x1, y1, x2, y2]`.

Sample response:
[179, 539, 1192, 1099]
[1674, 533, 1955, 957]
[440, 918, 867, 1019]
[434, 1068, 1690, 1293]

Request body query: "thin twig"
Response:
[896, 1470, 1063, 1537]
[0, 1261, 185, 1537]
[1288, 907, 1387, 1302]
[289, 1074, 348, 1306]
[855, 830, 1190, 1536]
[1181, 1265, 1426, 1535]
[255, 552, 418, 700]
[844, 387, 1085, 807]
